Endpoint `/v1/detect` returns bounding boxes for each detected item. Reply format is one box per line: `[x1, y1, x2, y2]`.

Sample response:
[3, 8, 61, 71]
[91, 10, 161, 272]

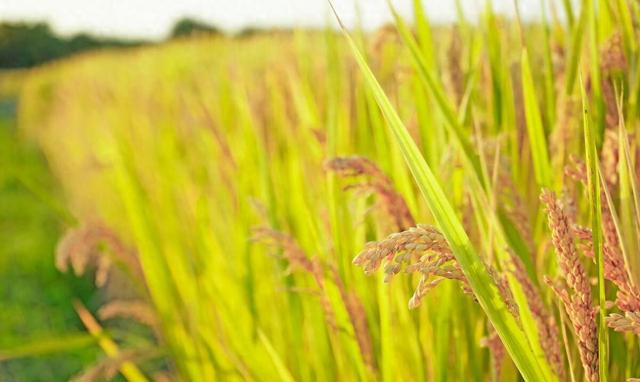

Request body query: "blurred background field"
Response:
[0, 24, 498, 380]
[0, 72, 99, 380]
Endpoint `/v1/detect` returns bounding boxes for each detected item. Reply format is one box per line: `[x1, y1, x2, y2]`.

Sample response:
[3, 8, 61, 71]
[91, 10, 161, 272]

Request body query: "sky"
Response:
[0, 0, 552, 40]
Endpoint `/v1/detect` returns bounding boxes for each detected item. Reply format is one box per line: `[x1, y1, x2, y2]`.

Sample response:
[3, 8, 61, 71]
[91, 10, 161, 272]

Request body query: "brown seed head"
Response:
[326, 156, 415, 231]
[354, 224, 475, 309]
[56, 223, 142, 287]
[481, 325, 506, 380]
[541, 189, 598, 381]
[98, 300, 157, 328]
[600, 32, 627, 75]
[606, 312, 640, 335]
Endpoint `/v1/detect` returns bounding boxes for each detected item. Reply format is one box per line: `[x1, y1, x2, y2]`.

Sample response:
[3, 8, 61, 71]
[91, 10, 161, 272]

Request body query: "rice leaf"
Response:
[580, 76, 608, 382]
[521, 49, 552, 188]
[0, 333, 95, 361]
[330, 4, 553, 380]
[257, 329, 296, 382]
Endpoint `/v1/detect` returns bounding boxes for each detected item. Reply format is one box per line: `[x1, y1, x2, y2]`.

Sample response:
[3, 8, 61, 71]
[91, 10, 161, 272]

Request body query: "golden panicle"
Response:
[540, 189, 598, 382]
[254, 227, 376, 370]
[573, 224, 640, 313]
[95, 254, 112, 288]
[98, 300, 157, 328]
[56, 228, 89, 276]
[562, 189, 580, 225]
[326, 156, 385, 178]
[252, 228, 321, 280]
[354, 224, 452, 278]
[572, 222, 640, 335]
[566, 155, 633, 295]
[251, 227, 337, 328]
[600, 32, 627, 76]
[565, 155, 588, 183]
[614, 287, 640, 314]
[353, 224, 473, 309]
[488, 264, 519, 320]
[601, 127, 619, 185]
[56, 223, 142, 287]
[572, 224, 595, 259]
[606, 312, 640, 335]
[481, 325, 505, 380]
[326, 156, 415, 231]
[369, 23, 399, 59]
[408, 277, 445, 309]
[600, 195, 630, 288]
[541, 190, 591, 297]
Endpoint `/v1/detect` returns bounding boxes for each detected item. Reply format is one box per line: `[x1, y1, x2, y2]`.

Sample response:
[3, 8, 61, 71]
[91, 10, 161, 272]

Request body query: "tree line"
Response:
[0, 18, 228, 69]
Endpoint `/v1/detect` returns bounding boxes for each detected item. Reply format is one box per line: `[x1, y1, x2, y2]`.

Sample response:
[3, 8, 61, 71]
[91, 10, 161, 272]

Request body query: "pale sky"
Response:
[0, 1, 555, 40]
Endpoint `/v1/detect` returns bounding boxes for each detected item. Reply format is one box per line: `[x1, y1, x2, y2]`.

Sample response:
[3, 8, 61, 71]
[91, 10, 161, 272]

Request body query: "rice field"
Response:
[4, 0, 640, 381]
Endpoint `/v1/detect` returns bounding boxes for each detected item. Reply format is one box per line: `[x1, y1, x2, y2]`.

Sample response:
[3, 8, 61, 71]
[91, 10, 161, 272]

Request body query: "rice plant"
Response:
[6, 0, 640, 381]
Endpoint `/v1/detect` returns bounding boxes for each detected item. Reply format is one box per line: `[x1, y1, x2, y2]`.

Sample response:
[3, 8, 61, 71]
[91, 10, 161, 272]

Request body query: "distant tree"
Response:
[235, 27, 294, 39]
[0, 23, 64, 67]
[67, 33, 143, 54]
[0, 22, 148, 68]
[66, 33, 102, 54]
[170, 18, 220, 39]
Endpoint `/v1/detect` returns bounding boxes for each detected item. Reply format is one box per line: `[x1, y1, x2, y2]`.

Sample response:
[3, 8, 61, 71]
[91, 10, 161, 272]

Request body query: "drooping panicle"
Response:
[541, 189, 598, 382]
[326, 156, 415, 231]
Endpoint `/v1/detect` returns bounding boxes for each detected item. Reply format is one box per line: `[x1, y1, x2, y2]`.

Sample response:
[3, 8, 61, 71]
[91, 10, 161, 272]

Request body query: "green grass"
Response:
[0, 97, 99, 381]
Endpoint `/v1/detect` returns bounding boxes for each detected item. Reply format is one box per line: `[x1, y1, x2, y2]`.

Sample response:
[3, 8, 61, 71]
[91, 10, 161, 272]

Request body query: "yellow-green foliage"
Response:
[19, 34, 456, 381]
[15, 2, 640, 380]
[0, 69, 28, 97]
